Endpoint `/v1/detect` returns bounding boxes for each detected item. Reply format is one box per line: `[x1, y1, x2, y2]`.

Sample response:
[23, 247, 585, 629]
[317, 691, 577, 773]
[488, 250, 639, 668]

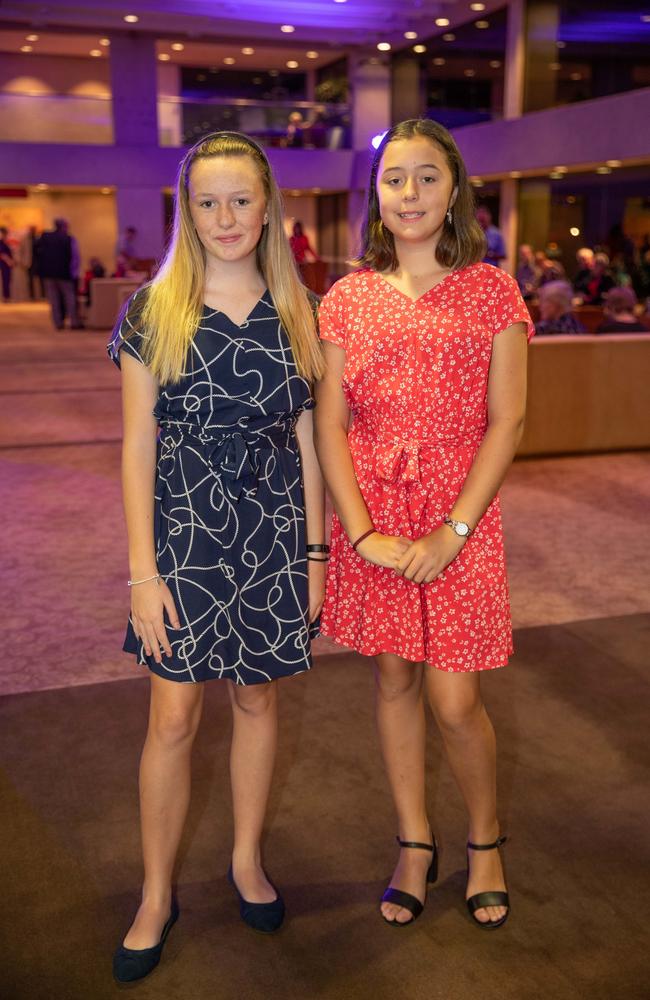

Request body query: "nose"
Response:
[216, 205, 236, 229]
[402, 177, 418, 201]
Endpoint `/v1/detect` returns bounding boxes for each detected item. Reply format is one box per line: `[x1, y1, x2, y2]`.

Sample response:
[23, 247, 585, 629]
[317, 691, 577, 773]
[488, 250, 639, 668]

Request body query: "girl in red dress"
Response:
[315, 119, 533, 929]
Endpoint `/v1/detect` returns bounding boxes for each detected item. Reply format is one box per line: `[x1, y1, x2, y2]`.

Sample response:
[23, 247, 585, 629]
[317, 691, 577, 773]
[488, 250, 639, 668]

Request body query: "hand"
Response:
[395, 526, 466, 584]
[307, 558, 327, 623]
[131, 577, 181, 664]
[356, 532, 411, 569]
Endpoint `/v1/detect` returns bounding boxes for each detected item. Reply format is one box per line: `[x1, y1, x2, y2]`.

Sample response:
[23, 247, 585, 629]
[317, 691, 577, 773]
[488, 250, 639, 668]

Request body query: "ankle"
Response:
[231, 847, 262, 869]
[140, 886, 172, 911]
[467, 822, 500, 847]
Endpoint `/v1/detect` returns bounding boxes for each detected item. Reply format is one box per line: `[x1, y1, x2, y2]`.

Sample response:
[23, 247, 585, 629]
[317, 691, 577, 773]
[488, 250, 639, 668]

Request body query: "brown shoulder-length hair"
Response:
[354, 118, 486, 272]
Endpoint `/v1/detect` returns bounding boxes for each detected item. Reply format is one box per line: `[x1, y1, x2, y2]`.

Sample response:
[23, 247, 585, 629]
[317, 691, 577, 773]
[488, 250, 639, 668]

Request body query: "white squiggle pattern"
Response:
[108, 289, 316, 685]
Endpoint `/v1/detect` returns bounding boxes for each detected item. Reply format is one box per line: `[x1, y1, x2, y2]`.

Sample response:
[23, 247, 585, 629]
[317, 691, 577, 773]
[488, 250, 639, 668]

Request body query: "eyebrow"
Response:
[194, 189, 255, 196]
[382, 163, 442, 173]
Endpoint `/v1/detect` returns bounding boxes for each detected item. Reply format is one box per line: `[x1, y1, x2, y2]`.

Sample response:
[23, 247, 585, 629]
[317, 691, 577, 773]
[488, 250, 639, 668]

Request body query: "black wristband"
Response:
[306, 544, 330, 553]
[307, 555, 329, 562]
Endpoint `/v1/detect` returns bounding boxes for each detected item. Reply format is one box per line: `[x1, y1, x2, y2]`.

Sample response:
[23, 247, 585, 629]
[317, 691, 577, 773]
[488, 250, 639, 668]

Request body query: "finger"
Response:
[162, 591, 182, 630]
[153, 619, 173, 658]
[144, 622, 163, 663]
[396, 548, 417, 574]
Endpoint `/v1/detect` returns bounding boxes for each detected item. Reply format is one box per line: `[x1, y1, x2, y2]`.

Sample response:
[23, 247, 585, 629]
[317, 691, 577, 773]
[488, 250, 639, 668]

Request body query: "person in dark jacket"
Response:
[0, 227, 13, 302]
[34, 218, 83, 329]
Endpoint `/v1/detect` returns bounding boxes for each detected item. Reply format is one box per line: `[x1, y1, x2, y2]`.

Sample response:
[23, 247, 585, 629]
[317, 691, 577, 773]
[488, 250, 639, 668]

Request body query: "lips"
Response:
[216, 234, 242, 243]
[398, 212, 425, 220]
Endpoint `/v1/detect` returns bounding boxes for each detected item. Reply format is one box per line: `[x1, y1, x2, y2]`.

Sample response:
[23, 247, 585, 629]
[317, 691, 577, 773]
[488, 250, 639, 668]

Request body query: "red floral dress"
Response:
[318, 263, 534, 672]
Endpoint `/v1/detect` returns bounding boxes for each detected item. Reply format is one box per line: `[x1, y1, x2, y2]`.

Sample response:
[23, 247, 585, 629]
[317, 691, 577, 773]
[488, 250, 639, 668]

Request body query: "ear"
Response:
[263, 213, 269, 225]
[450, 186, 459, 208]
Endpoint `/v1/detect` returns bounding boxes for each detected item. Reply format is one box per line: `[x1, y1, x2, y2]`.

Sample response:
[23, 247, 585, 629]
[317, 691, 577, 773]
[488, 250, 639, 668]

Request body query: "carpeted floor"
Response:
[1, 304, 649, 999]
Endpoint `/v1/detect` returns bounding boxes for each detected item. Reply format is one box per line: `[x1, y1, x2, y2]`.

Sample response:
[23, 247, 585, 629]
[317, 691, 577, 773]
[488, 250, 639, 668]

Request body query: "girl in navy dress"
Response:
[109, 132, 325, 982]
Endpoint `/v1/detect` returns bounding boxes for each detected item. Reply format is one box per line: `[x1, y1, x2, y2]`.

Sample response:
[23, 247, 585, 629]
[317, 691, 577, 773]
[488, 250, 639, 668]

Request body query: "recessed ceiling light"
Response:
[90, 49, 102, 57]
[158, 53, 170, 61]
[606, 159, 621, 167]
[101, 187, 112, 194]
[242, 47, 254, 55]
[377, 42, 391, 51]
[436, 18, 450, 27]
[171, 42, 184, 51]
[443, 33, 456, 42]
[553, 166, 567, 173]
[476, 20, 490, 29]
[306, 51, 319, 59]
[470, 3, 486, 10]
[26, 34, 39, 41]
[286, 60, 299, 68]
[433, 57, 446, 66]
[334, 0, 347, 4]
[224, 57, 236, 65]
[99, 38, 110, 46]
[20, 45, 33, 52]
[510, 171, 522, 178]
[35, 183, 49, 190]
[596, 166, 612, 174]
[404, 31, 418, 40]
[413, 44, 427, 54]
[490, 60, 501, 68]
[280, 25, 295, 33]
[470, 177, 483, 186]
[570, 227, 580, 236]
[124, 14, 139, 23]
[464, 68, 476, 77]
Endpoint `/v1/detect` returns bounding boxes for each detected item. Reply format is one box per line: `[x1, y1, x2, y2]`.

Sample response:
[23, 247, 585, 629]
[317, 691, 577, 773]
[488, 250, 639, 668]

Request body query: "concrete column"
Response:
[116, 187, 165, 260]
[503, 0, 525, 120]
[522, 1, 561, 114]
[109, 33, 158, 146]
[500, 178, 519, 275]
[349, 53, 391, 151]
[519, 179, 551, 252]
[392, 56, 422, 125]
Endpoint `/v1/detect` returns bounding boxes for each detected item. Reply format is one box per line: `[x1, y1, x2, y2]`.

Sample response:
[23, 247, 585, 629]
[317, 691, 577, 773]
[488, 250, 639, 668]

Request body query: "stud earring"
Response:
[446, 208, 453, 226]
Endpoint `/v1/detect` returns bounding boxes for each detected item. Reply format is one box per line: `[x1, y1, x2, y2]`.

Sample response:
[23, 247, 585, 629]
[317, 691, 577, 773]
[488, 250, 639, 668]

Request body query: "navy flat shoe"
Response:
[112, 899, 179, 983]
[228, 864, 285, 933]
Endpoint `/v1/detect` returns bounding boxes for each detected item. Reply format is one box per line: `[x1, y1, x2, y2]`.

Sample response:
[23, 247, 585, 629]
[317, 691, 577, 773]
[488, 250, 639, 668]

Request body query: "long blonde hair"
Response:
[137, 132, 323, 384]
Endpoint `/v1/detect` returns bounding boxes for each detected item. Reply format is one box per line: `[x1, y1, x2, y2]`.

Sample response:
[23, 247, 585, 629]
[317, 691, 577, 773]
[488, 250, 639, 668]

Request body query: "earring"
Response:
[263, 216, 268, 225]
[446, 208, 453, 226]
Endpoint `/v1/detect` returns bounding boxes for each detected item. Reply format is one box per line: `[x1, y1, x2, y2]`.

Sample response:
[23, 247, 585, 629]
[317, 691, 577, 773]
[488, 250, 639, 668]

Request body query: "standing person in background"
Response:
[584, 252, 615, 305]
[34, 218, 83, 329]
[476, 205, 506, 267]
[117, 225, 140, 267]
[290, 220, 319, 265]
[0, 227, 14, 302]
[316, 118, 533, 932]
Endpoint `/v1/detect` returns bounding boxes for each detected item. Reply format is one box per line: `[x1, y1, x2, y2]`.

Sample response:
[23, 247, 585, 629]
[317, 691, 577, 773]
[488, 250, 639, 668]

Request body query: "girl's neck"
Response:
[390, 236, 448, 279]
[203, 254, 265, 294]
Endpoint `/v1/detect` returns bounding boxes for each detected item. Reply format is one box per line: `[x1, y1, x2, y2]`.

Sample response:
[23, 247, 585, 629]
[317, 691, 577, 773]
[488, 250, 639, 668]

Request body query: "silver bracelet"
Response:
[127, 573, 161, 587]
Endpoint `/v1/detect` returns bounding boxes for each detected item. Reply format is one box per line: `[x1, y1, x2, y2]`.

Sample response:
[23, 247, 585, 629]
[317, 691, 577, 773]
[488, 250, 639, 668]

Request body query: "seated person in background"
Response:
[83, 257, 106, 304]
[535, 250, 565, 285]
[583, 252, 615, 304]
[535, 280, 586, 336]
[596, 287, 649, 333]
[516, 243, 540, 300]
[573, 247, 594, 298]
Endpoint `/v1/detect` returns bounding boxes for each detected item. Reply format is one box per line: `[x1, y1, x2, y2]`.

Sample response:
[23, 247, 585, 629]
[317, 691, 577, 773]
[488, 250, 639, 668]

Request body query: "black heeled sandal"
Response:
[228, 865, 285, 933]
[380, 837, 438, 927]
[465, 835, 509, 929]
[112, 898, 179, 983]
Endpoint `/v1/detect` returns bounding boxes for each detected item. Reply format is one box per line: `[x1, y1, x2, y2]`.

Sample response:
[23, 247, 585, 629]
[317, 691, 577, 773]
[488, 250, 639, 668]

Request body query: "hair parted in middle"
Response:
[136, 131, 323, 385]
[354, 118, 486, 273]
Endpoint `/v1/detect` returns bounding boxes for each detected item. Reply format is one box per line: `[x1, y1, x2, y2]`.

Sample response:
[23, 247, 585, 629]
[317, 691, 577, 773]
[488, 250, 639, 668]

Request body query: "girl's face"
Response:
[376, 135, 457, 252]
[188, 155, 267, 267]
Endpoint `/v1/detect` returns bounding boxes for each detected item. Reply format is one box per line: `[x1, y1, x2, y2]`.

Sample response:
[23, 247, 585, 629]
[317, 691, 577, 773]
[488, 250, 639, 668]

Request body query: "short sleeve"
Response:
[490, 270, 536, 342]
[106, 287, 149, 369]
[318, 282, 346, 350]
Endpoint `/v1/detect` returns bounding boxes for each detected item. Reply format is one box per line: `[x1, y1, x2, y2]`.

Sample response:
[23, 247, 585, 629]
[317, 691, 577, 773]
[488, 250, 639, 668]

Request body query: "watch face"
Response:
[456, 522, 470, 536]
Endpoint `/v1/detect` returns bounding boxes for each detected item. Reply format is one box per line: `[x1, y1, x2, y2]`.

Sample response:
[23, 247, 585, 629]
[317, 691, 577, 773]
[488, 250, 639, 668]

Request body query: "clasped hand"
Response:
[357, 527, 465, 584]
[131, 577, 181, 664]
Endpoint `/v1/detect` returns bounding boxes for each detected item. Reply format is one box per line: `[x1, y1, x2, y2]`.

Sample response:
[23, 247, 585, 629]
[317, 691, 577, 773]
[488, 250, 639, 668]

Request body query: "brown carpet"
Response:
[1, 612, 648, 1000]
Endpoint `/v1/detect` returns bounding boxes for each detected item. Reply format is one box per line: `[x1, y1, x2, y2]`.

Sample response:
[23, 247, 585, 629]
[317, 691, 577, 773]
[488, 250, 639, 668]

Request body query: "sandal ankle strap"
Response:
[466, 834, 507, 851]
[396, 836, 435, 852]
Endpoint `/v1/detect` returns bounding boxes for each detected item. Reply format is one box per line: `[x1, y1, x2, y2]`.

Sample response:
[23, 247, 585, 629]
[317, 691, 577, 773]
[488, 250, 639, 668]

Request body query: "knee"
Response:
[230, 682, 276, 719]
[149, 705, 200, 748]
[432, 694, 484, 736]
[374, 663, 421, 703]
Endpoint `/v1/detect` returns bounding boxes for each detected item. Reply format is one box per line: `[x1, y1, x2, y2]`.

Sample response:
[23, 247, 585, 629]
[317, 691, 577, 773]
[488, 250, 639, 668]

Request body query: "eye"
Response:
[234, 198, 250, 207]
[385, 177, 402, 186]
[199, 200, 214, 209]
[421, 175, 437, 183]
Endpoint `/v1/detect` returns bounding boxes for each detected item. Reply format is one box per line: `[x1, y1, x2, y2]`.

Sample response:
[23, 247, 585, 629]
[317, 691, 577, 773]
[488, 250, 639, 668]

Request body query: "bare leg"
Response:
[374, 654, 432, 924]
[123, 674, 204, 948]
[228, 680, 278, 903]
[425, 668, 507, 924]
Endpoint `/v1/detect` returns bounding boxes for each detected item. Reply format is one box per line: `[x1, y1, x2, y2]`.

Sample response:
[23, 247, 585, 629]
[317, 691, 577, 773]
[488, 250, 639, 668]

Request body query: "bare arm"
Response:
[396, 322, 529, 582]
[313, 341, 409, 569]
[295, 407, 326, 622]
[121, 352, 180, 659]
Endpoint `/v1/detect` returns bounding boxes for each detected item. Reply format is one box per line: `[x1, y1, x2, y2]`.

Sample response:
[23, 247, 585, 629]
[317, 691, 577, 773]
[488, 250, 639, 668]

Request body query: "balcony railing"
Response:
[0, 91, 351, 149]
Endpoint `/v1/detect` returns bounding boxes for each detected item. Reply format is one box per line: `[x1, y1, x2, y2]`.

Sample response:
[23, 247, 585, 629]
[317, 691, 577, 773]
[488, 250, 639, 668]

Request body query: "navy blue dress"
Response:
[108, 288, 315, 685]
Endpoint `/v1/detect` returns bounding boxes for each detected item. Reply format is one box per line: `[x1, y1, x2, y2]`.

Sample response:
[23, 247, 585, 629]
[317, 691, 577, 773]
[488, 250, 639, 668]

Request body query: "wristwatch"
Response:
[443, 516, 473, 539]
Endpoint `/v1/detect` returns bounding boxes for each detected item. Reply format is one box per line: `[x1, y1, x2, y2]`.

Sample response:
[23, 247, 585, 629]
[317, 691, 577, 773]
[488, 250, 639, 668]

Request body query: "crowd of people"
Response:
[516, 232, 650, 336]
